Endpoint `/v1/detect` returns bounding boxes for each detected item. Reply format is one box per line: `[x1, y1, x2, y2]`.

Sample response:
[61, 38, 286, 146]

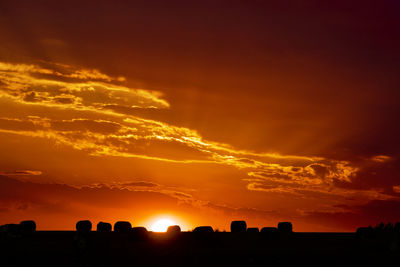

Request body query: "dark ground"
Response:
[1, 231, 399, 266]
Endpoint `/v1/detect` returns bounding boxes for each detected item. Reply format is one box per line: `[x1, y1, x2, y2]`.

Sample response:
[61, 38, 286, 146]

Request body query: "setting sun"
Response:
[150, 219, 176, 232]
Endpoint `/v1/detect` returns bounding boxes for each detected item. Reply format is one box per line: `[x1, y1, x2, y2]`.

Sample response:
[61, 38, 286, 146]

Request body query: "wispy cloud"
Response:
[0, 115, 375, 201]
[0, 170, 42, 176]
[0, 61, 169, 113]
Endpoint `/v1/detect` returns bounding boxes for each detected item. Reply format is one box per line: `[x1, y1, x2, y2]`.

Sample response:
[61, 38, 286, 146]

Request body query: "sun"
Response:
[150, 218, 176, 232]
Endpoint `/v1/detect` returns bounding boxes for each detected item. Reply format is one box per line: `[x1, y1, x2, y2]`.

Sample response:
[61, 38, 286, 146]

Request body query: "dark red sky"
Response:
[0, 0, 399, 231]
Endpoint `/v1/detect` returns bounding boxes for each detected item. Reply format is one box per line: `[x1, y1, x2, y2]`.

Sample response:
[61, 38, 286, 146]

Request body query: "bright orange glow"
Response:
[150, 218, 176, 232]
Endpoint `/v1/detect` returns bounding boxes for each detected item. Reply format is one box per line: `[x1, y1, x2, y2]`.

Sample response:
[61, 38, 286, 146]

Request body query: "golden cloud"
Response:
[0, 61, 393, 202]
[0, 116, 360, 197]
[0, 61, 169, 113]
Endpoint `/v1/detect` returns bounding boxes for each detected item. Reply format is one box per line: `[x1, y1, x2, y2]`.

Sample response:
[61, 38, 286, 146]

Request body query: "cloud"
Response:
[205, 202, 281, 220]
[1, 174, 398, 231]
[0, 175, 297, 229]
[0, 60, 398, 205]
[0, 175, 253, 230]
[50, 119, 121, 134]
[0, 175, 179, 213]
[302, 200, 400, 231]
[0, 116, 356, 179]
[393, 185, 400, 193]
[334, 157, 400, 194]
[0, 117, 42, 131]
[0, 170, 42, 176]
[119, 181, 159, 188]
[89, 181, 196, 204]
[371, 155, 392, 163]
[0, 61, 169, 114]
[0, 114, 395, 203]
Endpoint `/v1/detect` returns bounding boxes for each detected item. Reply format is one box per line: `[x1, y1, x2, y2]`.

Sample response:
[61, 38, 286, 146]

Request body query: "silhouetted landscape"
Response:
[1, 220, 399, 266]
[1, 1, 400, 266]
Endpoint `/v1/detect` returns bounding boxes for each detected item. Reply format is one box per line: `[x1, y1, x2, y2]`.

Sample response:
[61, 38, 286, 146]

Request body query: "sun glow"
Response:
[150, 218, 176, 232]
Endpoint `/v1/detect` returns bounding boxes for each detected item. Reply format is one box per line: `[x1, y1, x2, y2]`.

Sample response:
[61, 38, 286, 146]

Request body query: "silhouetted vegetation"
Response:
[356, 222, 400, 248]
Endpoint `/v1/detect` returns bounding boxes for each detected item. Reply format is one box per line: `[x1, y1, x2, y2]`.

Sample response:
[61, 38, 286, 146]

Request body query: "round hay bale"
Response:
[76, 220, 92, 233]
[230, 220, 247, 233]
[20, 220, 36, 234]
[167, 225, 181, 234]
[277, 222, 293, 233]
[131, 227, 148, 240]
[114, 221, 132, 233]
[193, 226, 214, 233]
[97, 221, 112, 232]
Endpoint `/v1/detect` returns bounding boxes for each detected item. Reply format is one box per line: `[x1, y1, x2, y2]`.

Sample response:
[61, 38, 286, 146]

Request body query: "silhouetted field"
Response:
[1, 221, 399, 266]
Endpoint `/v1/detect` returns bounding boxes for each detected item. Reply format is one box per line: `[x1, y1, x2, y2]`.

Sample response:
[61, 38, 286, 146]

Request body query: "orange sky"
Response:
[0, 0, 400, 232]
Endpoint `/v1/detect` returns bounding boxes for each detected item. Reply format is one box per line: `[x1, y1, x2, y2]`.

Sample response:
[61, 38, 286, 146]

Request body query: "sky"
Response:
[0, 0, 399, 231]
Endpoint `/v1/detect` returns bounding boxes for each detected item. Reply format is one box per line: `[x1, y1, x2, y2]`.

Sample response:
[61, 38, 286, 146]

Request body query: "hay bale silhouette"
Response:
[247, 227, 259, 233]
[97, 221, 112, 232]
[167, 225, 181, 234]
[277, 222, 293, 233]
[193, 226, 214, 233]
[131, 227, 148, 241]
[131, 226, 147, 233]
[76, 220, 92, 233]
[114, 221, 132, 233]
[19, 220, 36, 234]
[230, 220, 247, 233]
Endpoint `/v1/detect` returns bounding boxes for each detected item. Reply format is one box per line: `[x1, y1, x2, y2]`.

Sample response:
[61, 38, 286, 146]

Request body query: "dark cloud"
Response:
[2, 174, 398, 231]
[309, 164, 329, 178]
[0, 118, 41, 132]
[53, 97, 75, 104]
[335, 158, 400, 195]
[0, 175, 178, 213]
[205, 202, 282, 221]
[22, 91, 37, 102]
[0, 170, 42, 176]
[303, 200, 400, 231]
